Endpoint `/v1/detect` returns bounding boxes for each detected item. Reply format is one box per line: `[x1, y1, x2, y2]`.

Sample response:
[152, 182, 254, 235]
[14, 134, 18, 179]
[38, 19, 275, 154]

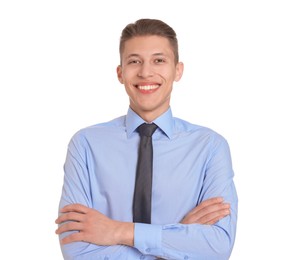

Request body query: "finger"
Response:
[205, 211, 230, 225]
[60, 231, 84, 245]
[197, 208, 230, 225]
[181, 202, 230, 224]
[205, 216, 225, 225]
[191, 197, 224, 215]
[55, 211, 85, 224]
[60, 204, 89, 214]
[194, 203, 230, 222]
[196, 202, 230, 217]
[56, 221, 83, 235]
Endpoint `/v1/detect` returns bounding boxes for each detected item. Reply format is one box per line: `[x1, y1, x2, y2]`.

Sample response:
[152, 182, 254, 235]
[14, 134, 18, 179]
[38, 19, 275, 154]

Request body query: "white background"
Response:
[1, 0, 286, 259]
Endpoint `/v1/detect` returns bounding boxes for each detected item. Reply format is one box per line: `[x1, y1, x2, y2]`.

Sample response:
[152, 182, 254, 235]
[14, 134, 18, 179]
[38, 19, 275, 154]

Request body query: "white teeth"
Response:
[138, 85, 159, 90]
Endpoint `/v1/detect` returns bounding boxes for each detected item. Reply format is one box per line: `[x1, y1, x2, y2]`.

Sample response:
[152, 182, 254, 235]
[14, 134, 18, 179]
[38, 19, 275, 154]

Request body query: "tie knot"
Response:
[138, 123, 158, 137]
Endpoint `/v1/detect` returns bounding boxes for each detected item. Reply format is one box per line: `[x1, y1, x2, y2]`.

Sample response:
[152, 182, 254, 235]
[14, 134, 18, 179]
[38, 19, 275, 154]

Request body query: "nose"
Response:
[137, 62, 153, 78]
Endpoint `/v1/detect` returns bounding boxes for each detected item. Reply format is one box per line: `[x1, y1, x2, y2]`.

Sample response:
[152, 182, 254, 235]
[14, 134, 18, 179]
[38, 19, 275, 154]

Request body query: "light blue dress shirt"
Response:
[58, 107, 238, 260]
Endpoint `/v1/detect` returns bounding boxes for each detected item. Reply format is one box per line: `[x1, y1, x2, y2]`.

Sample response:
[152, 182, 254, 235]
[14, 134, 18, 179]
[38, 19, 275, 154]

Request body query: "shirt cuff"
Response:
[134, 223, 162, 256]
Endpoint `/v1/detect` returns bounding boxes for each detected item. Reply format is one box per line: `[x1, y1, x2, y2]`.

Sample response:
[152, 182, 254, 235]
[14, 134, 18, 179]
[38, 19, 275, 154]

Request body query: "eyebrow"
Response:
[125, 53, 167, 59]
[126, 54, 140, 59]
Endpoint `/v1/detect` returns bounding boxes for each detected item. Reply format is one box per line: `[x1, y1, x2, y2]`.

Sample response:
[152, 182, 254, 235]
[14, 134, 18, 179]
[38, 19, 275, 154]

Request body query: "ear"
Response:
[116, 65, 124, 84]
[174, 62, 184, 82]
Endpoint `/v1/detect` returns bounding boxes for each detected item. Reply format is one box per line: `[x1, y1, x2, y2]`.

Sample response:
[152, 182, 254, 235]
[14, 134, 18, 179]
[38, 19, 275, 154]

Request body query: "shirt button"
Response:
[184, 256, 189, 260]
[146, 248, 151, 253]
[104, 257, 109, 260]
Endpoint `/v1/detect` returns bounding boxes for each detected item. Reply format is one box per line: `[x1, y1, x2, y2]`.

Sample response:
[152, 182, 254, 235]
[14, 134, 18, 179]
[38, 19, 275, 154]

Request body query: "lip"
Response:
[133, 82, 161, 93]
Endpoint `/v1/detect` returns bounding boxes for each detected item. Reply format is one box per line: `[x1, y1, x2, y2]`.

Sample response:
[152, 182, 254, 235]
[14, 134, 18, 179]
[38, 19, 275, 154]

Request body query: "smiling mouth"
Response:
[135, 84, 160, 91]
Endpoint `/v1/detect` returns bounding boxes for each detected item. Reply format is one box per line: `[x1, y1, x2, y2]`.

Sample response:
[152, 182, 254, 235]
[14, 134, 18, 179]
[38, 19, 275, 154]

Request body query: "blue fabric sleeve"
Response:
[134, 223, 162, 256]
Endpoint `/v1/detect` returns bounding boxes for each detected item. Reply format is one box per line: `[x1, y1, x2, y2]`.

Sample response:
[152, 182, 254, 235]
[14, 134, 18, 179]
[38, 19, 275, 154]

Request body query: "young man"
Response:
[56, 19, 238, 259]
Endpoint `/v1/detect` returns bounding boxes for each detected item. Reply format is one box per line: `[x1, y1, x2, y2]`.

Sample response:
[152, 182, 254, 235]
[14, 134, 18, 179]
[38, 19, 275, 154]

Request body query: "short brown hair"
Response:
[119, 18, 179, 63]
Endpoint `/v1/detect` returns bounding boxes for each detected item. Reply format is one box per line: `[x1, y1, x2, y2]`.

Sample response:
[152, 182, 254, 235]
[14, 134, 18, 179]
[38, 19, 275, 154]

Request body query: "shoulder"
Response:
[70, 115, 126, 144]
[173, 117, 228, 145]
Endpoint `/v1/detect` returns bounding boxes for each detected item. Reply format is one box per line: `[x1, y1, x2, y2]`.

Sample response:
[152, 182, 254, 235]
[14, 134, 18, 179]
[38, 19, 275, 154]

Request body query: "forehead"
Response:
[122, 35, 174, 58]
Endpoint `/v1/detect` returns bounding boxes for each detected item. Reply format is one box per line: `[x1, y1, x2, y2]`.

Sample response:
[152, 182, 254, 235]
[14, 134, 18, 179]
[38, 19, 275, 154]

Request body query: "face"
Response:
[117, 35, 184, 122]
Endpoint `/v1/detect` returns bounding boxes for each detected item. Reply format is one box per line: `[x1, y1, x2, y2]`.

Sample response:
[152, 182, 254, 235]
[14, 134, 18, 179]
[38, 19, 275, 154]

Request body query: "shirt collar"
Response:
[126, 107, 174, 139]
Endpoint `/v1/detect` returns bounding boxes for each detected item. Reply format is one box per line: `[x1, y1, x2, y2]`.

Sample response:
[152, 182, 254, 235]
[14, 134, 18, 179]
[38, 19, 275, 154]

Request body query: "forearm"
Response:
[59, 223, 134, 259]
[135, 217, 236, 259]
[57, 199, 236, 260]
[134, 190, 238, 259]
[58, 184, 236, 259]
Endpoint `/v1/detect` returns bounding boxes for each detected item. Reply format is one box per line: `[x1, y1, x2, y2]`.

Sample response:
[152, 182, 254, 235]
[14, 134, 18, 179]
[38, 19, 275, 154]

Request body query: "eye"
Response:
[128, 59, 141, 64]
[155, 58, 165, 64]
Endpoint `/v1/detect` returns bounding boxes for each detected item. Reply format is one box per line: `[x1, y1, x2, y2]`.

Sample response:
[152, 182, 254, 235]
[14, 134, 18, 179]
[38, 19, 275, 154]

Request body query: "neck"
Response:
[130, 106, 170, 123]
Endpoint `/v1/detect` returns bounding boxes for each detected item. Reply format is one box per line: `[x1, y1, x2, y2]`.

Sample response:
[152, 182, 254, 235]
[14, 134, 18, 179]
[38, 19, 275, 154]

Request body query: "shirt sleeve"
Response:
[134, 136, 238, 260]
[58, 132, 126, 259]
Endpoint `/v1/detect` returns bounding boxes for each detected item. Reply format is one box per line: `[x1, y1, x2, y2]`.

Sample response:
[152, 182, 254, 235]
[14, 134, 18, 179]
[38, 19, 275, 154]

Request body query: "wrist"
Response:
[114, 221, 134, 246]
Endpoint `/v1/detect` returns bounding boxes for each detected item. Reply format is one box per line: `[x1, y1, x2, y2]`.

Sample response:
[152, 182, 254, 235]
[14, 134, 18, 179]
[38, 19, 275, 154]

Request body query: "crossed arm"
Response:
[55, 197, 230, 247]
[56, 134, 237, 258]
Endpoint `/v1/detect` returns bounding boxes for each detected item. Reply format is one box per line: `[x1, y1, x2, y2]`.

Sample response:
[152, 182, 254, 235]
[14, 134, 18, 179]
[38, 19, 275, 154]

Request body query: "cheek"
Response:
[158, 66, 177, 80]
[121, 67, 137, 79]
[124, 84, 135, 98]
[163, 70, 177, 83]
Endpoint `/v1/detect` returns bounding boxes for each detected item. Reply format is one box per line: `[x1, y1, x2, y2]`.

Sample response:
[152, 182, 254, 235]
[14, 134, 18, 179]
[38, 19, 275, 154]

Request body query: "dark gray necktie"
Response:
[133, 123, 158, 224]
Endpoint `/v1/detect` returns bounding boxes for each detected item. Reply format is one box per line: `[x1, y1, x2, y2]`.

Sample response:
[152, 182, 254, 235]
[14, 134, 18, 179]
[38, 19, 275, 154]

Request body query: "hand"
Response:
[180, 197, 230, 225]
[55, 204, 134, 246]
